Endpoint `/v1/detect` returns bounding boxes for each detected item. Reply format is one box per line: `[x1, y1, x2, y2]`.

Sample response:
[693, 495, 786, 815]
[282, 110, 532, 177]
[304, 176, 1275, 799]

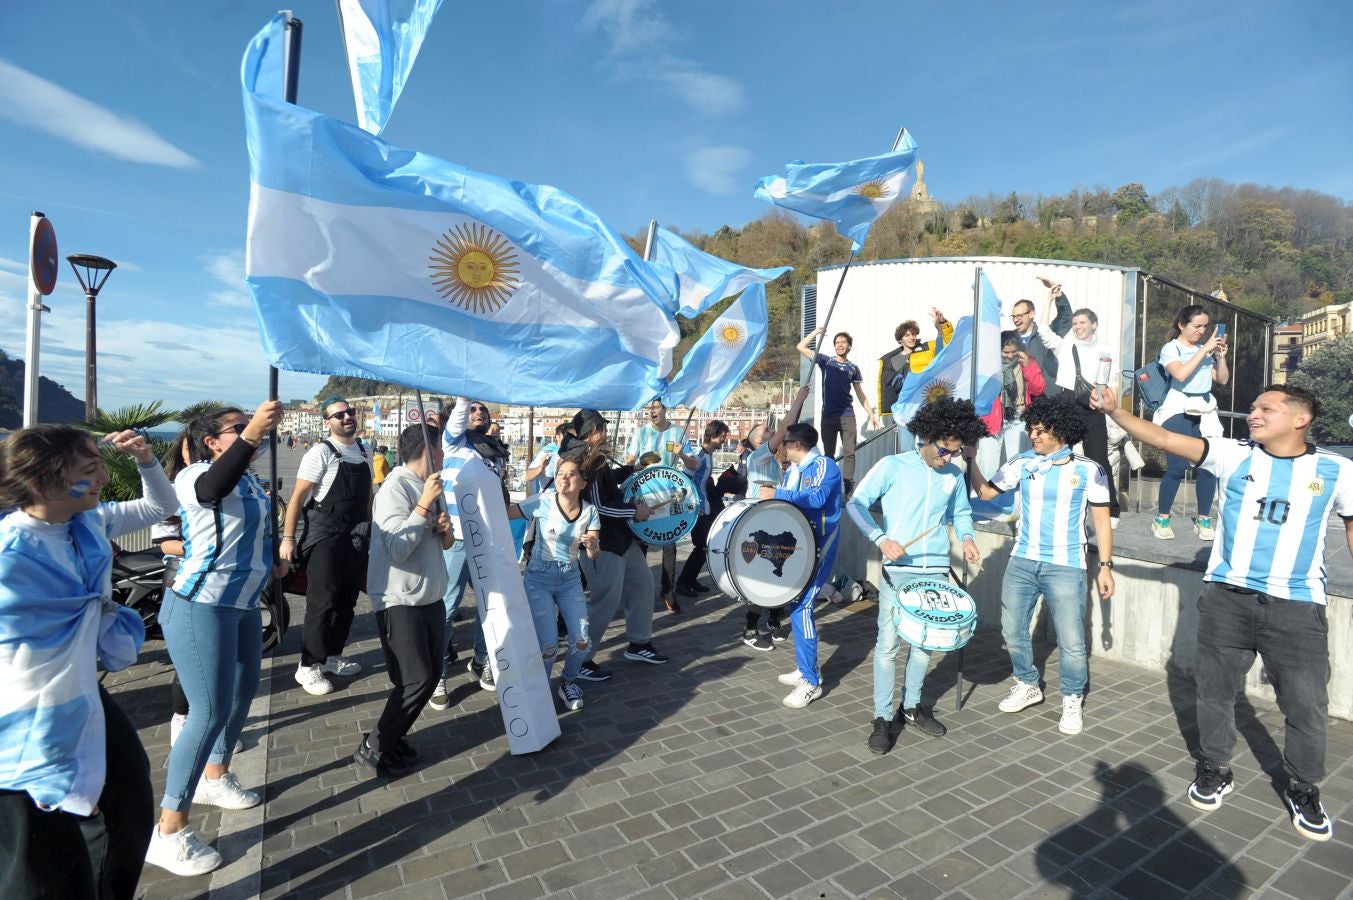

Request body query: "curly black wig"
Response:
[1020, 393, 1087, 446]
[906, 396, 989, 445]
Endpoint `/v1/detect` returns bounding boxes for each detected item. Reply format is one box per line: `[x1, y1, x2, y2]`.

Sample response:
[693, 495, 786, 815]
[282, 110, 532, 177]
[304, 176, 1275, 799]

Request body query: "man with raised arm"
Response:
[1093, 383, 1353, 842]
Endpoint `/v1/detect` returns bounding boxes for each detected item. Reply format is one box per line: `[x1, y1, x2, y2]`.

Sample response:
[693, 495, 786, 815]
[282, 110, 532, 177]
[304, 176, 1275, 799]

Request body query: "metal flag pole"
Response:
[969, 266, 982, 403]
[414, 388, 443, 516]
[269, 10, 303, 551]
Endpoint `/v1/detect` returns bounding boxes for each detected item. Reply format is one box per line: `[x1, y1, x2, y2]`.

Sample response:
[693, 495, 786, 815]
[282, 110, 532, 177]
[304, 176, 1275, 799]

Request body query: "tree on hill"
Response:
[1287, 334, 1353, 444]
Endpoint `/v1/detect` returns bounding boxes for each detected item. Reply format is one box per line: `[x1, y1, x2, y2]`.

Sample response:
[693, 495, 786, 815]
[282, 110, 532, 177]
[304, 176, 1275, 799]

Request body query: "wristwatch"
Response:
[1099, 561, 1114, 569]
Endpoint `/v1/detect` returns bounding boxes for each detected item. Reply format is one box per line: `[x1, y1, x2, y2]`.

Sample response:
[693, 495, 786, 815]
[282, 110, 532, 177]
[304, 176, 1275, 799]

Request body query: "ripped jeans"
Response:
[522, 557, 590, 682]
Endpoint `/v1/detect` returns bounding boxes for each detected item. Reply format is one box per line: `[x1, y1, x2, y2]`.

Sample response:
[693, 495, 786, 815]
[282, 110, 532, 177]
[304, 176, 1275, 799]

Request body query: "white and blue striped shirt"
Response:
[744, 444, 782, 498]
[991, 451, 1109, 568]
[518, 490, 599, 565]
[1201, 439, 1353, 604]
[172, 463, 273, 609]
[626, 423, 688, 467]
[690, 449, 713, 515]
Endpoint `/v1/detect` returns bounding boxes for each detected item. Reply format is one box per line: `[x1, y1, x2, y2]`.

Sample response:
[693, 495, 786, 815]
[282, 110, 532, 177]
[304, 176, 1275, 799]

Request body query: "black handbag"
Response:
[1071, 347, 1097, 409]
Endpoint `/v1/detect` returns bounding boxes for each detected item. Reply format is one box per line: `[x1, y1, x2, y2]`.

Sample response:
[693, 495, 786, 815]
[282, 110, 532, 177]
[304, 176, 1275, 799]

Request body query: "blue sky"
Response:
[1, 0, 1349, 411]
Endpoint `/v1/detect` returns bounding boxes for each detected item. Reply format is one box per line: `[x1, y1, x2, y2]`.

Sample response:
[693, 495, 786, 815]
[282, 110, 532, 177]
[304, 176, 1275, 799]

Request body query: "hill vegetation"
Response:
[0, 349, 87, 428]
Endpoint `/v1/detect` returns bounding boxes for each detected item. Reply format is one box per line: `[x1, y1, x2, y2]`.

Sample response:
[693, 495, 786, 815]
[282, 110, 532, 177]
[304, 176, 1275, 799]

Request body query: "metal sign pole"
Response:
[22, 212, 53, 428]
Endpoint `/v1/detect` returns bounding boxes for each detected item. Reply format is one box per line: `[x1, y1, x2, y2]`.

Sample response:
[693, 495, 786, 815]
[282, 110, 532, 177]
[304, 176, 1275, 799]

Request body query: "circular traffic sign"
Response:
[406, 407, 422, 423]
[31, 217, 58, 295]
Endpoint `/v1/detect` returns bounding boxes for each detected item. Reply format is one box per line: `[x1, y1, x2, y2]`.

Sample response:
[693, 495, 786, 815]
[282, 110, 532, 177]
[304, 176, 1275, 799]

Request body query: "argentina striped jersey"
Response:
[172, 463, 273, 609]
[517, 490, 600, 564]
[626, 423, 688, 466]
[1201, 439, 1353, 604]
[991, 451, 1109, 568]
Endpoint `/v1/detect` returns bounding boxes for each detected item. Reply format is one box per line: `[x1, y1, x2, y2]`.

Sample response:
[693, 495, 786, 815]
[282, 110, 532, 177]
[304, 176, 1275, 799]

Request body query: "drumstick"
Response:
[894, 523, 942, 554]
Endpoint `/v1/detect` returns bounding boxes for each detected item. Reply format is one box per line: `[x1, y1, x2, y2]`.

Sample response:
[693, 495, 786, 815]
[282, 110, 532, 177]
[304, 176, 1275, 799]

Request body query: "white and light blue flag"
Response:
[337, 0, 443, 135]
[891, 270, 1003, 426]
[753, 130, 920, 252]
[243, 16, 678, 409]
[650, 227, 790, 319]
[663, 284, 768, 411]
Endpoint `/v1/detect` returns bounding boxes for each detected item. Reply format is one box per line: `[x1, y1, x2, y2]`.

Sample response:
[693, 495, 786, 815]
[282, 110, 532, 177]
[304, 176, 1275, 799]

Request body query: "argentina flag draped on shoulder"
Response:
[242, 15, 678, 408]
[650, 227, 790, 318]
[892, 270, 1003, 426]
[664, 283, 768, 411]
[337, 0, 443, 135]
[753, 130, 919, 252]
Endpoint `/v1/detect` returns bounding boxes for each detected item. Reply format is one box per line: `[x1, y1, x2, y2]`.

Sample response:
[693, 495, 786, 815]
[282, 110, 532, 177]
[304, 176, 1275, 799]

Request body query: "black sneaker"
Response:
[675, 583, 700, 599]
[901, 706, 947, 738]
[623, 643, 669, 665]
[468, 660, 496, 692]
[769, 623, 790, 643]
[353, 734, 411, 778]
[1187, 759, 1234, 811]
[1286, 782, 1333, 841]
[576, 661, 613, 682]
[868, 717, 893, 755]
[742, 629, 773, 652]
[689, 581, 712, 594]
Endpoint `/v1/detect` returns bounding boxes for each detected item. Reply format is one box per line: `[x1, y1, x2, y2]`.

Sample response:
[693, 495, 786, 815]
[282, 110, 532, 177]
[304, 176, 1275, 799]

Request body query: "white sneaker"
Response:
[782, 680, 823, 709]
[169, 713, 187, 747]
[144, 825, 223, 876]
[777, 671, 805, 686]
[295, 664, 334, 696]
[428, 679, 450, 711]
[321, 655, 362, 676]
[998, 680, 1044, 713]
[1059, 694, 1084, 735]
[195, 772, 261, 810]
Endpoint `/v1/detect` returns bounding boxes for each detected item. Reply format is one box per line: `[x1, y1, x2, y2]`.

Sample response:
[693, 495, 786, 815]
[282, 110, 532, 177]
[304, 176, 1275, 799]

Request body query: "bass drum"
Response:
[707, 499, 817, 608]
[894, 577, 977, 652]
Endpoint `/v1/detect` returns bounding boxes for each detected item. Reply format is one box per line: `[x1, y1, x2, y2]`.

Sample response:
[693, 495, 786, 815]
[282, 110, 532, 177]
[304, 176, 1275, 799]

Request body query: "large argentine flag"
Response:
[753, 131, 919, 252]
[664, 283, 768, 411]
[891, 270, 1003, 426]
[337, 0, 444, 136]
[650, 228, 790, 319]
[242, 16, 678, 409]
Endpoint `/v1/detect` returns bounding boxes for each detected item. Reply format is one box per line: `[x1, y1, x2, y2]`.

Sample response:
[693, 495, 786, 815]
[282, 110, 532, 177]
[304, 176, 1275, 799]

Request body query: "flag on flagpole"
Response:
[242, 16, 678, 410]
[372, 398, 382, 432]
[663, 284, 768, 411]
[336, 0, 443, 135]
[649, 227, 790, 318]
[891, 270, 1003, 426]
[753, 130, 920, 252]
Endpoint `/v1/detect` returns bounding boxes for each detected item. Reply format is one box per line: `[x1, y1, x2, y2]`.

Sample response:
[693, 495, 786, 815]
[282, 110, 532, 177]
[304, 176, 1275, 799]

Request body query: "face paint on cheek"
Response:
[68, 479, 94, 499]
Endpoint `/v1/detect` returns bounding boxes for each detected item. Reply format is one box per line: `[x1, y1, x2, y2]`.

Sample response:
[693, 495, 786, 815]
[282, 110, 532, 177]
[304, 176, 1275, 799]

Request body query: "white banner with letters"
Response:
[454, 456, 560, 754]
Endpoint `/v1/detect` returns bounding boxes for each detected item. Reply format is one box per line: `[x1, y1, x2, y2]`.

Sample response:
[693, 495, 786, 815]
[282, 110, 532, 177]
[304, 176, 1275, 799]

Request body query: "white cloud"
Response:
[580, 0, 745, 116]
[0, 58, 199, 169]
[203, 249, 252, 310]
[685, 146, 752, 195]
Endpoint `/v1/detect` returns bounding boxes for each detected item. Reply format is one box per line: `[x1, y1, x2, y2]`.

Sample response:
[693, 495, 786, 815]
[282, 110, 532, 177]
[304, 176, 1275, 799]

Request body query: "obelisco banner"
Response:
[453, 455, 560, 753]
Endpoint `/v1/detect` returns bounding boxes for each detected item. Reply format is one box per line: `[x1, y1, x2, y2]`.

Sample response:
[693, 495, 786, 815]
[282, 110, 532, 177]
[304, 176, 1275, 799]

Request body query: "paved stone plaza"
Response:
[115, 567, 1353, 900]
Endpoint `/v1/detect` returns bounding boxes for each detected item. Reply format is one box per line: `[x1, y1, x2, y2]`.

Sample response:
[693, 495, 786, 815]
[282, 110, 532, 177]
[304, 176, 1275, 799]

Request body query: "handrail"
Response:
[834, 423, 899, 464]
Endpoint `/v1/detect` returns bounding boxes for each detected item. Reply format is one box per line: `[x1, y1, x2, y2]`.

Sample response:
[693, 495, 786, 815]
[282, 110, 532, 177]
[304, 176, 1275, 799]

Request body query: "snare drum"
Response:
[893, 577, 977, 651]
[621, 466, 700, 546]
[707, 499, 817, 608]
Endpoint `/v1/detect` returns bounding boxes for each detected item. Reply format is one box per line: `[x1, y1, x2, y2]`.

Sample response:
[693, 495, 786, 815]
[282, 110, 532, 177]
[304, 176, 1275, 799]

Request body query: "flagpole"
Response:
[969, 266, 981, 403]
[270, 10, 303, 556]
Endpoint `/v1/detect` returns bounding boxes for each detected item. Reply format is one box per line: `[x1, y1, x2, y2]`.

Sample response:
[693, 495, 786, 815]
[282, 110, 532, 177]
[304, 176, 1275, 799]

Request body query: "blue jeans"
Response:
[999, 555, 1088, 697]
[159, 590, 261, 812]
[873, 566, 944, 718]
[442, 539, 487, 671]
[523, 558, 590, 682]
[1158, 413, 1216, 518]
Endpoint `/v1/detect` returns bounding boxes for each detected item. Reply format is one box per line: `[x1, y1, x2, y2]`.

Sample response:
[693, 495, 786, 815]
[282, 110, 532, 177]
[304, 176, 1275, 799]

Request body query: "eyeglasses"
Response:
[326, 410, 355, 420]
[1027, 426, 1050, 438]
[469, 405, 488, 413]
[215, 423, 247, 436]
[1010, 311, 1032, 320]
[931, 442, 962, 458]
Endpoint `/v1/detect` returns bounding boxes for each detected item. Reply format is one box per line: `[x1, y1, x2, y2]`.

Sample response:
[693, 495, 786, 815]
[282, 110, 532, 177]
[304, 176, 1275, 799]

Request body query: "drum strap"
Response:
[808, 527, 841, 589]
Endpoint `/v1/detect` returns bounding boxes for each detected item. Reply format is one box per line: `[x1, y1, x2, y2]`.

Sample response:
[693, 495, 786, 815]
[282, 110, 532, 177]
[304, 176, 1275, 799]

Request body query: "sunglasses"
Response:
[932, 442, 962, 458]
[216, 423, 247, 436]
[327, 410, 356, 420]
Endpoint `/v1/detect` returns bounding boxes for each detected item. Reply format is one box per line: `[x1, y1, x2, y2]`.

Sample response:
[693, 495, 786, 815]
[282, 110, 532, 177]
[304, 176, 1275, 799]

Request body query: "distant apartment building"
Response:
[281, 406, 321, 436]
[1301, 301, 1351, 358]
[1270, 323, 1303, 385]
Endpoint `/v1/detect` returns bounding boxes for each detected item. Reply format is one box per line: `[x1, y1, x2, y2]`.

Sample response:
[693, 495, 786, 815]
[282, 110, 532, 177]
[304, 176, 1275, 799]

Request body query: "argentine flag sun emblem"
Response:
[922, 378, 956, 403]
[716, 320, 747, 348]
[429, 222, 521, 314]
[852, 179, 891, 199]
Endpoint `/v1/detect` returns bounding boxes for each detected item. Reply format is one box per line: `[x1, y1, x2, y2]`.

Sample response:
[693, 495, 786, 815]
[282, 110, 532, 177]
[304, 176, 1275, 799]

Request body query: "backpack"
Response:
[1132, 362, 1171, 413]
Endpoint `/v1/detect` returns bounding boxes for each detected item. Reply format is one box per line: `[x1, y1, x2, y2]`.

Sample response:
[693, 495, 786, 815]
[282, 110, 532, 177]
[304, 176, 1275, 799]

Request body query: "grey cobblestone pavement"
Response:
[115, 570, 1353, 900]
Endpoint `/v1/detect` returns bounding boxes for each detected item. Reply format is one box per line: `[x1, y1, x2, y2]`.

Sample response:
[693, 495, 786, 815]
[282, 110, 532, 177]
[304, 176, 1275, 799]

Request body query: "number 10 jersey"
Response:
[1201, 438, 1353, 604]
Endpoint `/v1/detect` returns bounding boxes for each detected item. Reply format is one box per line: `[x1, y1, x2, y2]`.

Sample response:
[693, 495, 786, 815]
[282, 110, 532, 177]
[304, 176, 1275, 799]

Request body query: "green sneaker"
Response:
[1152, 515, 1175, 540]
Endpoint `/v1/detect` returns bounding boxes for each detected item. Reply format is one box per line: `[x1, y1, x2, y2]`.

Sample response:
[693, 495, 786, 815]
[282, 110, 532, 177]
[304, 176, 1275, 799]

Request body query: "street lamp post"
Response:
[67, 254, 117, 422]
